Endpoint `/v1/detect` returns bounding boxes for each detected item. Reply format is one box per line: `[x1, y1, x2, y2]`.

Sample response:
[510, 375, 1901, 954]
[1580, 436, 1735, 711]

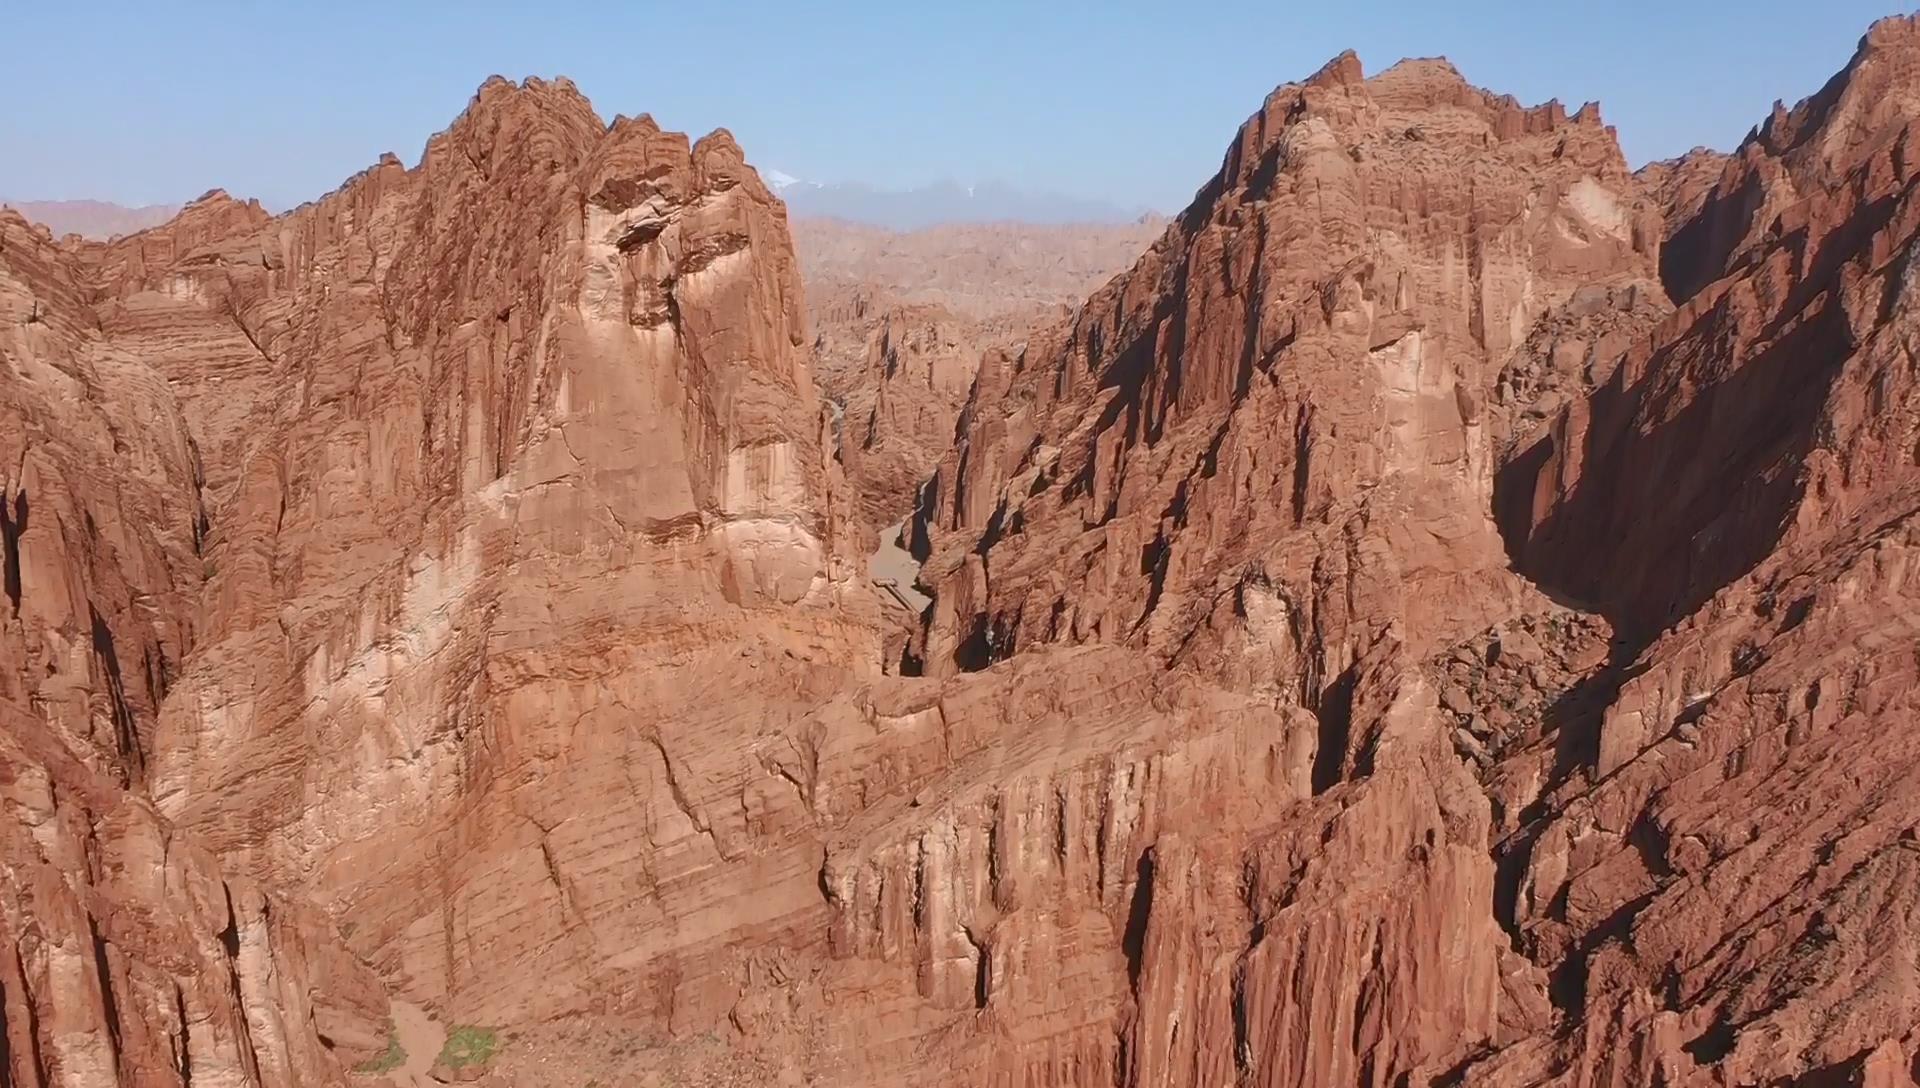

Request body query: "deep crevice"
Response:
[87, 916, 125, 1079]
[175, 982, 193, 1087]
[968, 929, 990, 1009]
[89, 607, 143, 780]
[0, 489, 25, 613]
[15, 944, 47, 1086]
[1289, 405, 1313, 526]
[1120, 850, 1155, 990]
[1547, 889, 1655, 1019]
[1310, 664, 1359, 795]
[1683, 1013, 1738, 1064]
[0, 961, 12, 1088]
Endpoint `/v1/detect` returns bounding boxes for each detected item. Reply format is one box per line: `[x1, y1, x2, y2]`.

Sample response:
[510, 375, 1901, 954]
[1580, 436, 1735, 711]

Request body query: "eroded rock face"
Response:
[0, 211, 386, 1088]
[914, 50, 1659, 692]
[96, 79, 881, 1033]
[891, 19, 1920, 1086]
[834, 304, 983, 529]
[11, 19, 1920, 1087]
[1479, 17, 1920, 1084]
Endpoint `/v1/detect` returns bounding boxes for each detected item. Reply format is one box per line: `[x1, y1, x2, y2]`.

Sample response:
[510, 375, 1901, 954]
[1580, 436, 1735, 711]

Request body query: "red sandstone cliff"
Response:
[7, 20, 1920, 1088]
[0, 210, 387, 1088]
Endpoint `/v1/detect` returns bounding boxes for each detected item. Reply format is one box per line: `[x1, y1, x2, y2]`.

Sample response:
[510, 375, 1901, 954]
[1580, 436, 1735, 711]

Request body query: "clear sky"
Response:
[3, 0, 1910, 214]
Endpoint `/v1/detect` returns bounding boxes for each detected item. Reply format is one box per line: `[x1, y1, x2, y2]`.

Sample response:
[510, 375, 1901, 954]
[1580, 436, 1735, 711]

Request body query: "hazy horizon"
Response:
[3, 0, 1908, 216]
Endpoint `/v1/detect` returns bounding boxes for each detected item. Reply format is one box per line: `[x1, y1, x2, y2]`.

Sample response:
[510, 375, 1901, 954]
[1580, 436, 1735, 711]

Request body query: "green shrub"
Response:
[354, 1027, 406, 1074]
[437, 1025, 500, 1069]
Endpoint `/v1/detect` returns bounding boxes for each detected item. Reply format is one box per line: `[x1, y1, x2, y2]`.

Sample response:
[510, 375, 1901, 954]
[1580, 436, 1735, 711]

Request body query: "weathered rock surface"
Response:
[898, 18, 1920, 1086]
[109, 79, 881, 1038]
[915, 49, 1660, 686]
[1482, 17, 1920, 1083]
[0, 210, 387, 1087]
[834, 304, 982, 529]
[11, 18, 1920, 1088]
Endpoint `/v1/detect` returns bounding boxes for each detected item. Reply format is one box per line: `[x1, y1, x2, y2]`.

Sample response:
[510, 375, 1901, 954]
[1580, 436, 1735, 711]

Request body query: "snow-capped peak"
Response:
[764, 169, 803, 191]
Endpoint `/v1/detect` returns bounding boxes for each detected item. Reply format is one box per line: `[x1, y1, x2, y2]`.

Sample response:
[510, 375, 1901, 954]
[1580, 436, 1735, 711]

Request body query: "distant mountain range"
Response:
[0, 198, 182, 239]
[764, 172, 1154, 229]
[7, 177, 1150, 237]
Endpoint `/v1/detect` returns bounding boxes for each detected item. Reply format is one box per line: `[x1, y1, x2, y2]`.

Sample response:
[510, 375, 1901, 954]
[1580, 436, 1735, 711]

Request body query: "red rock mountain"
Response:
[5, 20, 1920, 1088]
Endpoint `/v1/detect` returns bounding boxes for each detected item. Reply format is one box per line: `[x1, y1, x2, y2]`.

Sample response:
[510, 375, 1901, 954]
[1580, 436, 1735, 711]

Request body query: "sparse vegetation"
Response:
[437, 1025, 501, 1069]
[354, 1026, 406, 1075]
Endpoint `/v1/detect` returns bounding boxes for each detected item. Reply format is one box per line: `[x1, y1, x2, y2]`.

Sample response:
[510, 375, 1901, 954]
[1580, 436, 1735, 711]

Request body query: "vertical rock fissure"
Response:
[965, 927, 990, 1009]
[1290, 405, 1313, 525]
[1230, 956, 1255, 1078]
[174, 982, 193, 1087]
[1121, 850, 1155, 990]
[0, 490, 24, 613]
[0, 967, 13, 1088]
[86, 916, 125, 1080]
[216, 889, 263, 1086]
[88, 607, 142, 780]
[16, 944, 47, 1088]
[1310, 664, 1359, 794]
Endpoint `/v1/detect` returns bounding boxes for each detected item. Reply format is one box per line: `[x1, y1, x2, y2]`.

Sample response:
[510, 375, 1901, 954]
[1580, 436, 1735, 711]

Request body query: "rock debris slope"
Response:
[5, 20, 1920, 1087]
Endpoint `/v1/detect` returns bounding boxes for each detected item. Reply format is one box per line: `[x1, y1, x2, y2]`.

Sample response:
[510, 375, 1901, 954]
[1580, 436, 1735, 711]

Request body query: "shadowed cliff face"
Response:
[10, 18, 1920, 1088]
[913, 50, 1662, 696]
[1497, 19, 1920, 644]
[1467, 25, 1920, 1083]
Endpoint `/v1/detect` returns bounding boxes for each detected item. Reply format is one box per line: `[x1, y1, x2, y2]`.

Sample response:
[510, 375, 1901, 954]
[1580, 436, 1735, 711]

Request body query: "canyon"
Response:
[4, 17, 1920, 1088]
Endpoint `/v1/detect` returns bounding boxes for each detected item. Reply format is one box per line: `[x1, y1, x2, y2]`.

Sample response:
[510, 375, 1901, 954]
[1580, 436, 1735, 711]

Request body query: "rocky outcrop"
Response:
[0, 210, 386, 1087]
[913, 50, 1660, 688]
[836, 304, 982, 528]
[868, 50, 1660, 1088]
[890, 18, 1920, 1086]
[81, 79, 882, 1037]
[1480, 17, 1920, 1082]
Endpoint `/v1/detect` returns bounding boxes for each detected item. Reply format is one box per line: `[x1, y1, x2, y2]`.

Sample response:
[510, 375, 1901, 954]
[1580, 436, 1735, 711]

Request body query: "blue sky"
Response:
[2, 1, 1909, 213]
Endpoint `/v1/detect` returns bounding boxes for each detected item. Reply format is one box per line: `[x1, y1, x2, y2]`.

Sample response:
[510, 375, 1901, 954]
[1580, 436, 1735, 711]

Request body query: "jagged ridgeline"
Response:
[6, 18, 1920, 1088]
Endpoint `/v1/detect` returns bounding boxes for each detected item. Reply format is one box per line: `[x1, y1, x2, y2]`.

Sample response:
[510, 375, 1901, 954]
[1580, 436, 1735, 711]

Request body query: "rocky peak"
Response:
[911, 50, 1659, 685]
[1759, 14, 1920, 173]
